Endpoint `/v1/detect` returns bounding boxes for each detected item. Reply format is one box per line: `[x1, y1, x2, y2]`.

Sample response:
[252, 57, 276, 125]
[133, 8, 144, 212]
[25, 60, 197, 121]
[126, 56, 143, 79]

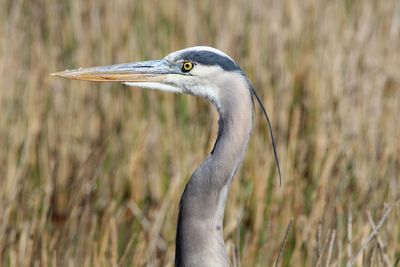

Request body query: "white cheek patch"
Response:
[188, 82, 220, 106]
[189, 66, 224, 105]
[163, 74, 220, 105]
[190, 65, 223, 77]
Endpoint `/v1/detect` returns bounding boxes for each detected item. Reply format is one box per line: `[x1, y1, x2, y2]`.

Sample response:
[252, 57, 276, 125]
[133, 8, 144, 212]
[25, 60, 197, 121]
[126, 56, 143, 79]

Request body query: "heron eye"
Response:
[181, 61, 194, 72]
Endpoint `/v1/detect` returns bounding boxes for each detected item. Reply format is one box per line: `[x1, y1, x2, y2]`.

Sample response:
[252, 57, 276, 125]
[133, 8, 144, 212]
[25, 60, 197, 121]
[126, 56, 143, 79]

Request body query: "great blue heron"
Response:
[52, 46, 281, 267]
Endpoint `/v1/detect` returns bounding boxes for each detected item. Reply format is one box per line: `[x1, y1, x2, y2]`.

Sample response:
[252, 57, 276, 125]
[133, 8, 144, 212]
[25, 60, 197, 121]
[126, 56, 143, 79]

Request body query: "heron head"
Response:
[52, 46, 248, 109]
[52, 46, 282, 183]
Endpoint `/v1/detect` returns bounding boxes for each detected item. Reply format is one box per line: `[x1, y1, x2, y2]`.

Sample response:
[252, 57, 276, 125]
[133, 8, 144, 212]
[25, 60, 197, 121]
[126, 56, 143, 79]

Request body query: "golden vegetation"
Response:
[0, 0, 399, 266]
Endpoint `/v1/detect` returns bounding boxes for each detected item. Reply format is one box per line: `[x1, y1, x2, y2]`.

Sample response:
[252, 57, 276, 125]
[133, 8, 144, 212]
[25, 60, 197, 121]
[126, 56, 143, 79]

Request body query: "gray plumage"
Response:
[52, 46, 281, 267]
[175, 69, 253, 266]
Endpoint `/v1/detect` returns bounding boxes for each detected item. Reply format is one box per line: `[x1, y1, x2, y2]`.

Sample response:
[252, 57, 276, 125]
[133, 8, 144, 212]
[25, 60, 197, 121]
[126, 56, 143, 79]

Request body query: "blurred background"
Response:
[0, 0, 399, 266]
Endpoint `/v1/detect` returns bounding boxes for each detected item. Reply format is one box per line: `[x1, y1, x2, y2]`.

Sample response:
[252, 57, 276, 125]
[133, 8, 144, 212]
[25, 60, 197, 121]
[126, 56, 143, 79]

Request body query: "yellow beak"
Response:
[51, 60, 175, 82]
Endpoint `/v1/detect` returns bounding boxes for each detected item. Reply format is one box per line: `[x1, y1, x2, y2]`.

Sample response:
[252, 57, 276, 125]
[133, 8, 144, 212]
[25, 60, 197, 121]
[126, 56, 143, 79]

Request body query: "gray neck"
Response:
[175, 80, 253, 267]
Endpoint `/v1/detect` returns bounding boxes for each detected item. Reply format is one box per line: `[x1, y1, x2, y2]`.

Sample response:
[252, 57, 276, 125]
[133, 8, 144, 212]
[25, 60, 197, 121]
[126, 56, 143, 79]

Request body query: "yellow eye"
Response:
[182, 61, 194, 72]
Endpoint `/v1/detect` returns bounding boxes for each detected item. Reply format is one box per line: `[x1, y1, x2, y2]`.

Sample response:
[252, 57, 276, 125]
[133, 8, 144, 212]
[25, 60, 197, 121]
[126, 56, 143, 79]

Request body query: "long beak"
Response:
[51, 60, 174, 82]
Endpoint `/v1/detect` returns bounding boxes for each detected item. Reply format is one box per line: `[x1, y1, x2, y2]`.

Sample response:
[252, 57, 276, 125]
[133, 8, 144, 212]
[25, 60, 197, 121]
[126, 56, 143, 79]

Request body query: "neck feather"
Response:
[175, 75, 253, 267]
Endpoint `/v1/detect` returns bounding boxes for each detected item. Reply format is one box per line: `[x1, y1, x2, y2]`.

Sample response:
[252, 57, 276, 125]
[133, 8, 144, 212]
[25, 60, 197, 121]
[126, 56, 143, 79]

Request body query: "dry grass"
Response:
[1, 0, 400, 266]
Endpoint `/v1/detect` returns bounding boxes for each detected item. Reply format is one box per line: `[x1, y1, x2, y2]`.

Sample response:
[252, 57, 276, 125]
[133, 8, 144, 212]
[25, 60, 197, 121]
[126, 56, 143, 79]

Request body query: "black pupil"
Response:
[182, 62, 192, 72]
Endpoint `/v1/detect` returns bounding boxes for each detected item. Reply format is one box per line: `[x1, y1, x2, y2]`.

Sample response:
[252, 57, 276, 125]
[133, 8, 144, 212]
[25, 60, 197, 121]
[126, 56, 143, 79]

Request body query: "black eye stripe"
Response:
[178, 51, 240, 71]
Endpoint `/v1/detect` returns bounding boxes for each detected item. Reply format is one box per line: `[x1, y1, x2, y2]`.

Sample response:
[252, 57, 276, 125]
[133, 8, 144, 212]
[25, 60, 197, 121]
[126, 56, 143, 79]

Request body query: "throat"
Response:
[175, 87, 253, 267]
[211, 108, 253, 181]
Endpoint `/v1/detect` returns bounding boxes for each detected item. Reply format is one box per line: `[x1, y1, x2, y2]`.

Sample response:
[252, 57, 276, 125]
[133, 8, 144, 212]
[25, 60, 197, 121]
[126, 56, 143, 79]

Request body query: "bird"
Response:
[52, 46, 281, 267]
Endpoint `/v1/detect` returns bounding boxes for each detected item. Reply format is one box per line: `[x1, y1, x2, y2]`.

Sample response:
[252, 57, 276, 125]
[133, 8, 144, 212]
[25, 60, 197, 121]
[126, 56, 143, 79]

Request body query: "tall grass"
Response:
[0, 0, 399, 266]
